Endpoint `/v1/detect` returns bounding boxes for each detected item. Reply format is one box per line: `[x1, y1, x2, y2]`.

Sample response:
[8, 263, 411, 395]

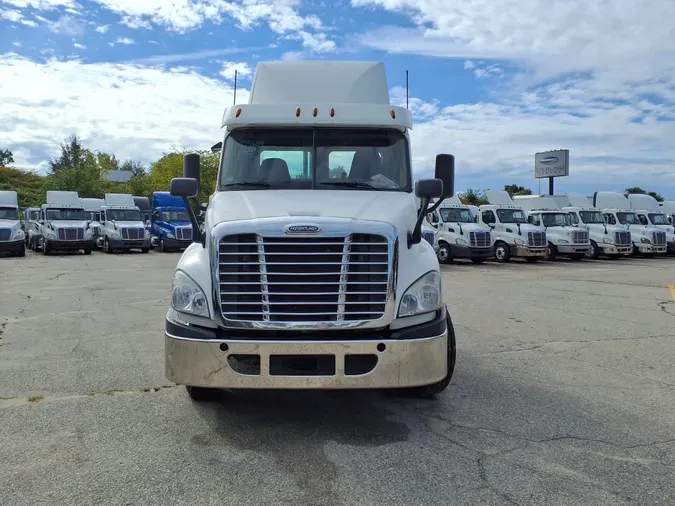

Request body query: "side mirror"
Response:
[170, 177, 199, 198]
[415, 179, 443, 199]
[211, 141, 223, 153]
[434, 154, 455, 197]
[183, 153, 201, 191]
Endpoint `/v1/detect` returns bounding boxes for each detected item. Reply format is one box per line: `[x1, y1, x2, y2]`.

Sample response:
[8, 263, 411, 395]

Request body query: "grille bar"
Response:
[0, 229, 10, 241]
[615, 231, 631, 245]
[653, 231, 666, 246]
[527, 231, 546, 247]
[469, 231, 491, 248]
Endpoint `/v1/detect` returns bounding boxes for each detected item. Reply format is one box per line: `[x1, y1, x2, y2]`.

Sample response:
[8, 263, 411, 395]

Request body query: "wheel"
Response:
[159, 238, 167, 253]
[525, 257, 539, 263]
[470, 257, 486, 264]
[401, 312, 456, 398]
[17, 243, 25, 257]
[84, 248, 92, 255]
[141, 248, 150, 254]
[546, 242, 557, 261]
[493, 241, 511, 263]
[104, 237, 113, 254]
[437, 242, 452, 264]
[43, 239, 51, 255]
[587, 240, 600, 259]
[607, 254, 621, 260]
[185, 385, 218, 402]
[569, 254, 584, 261]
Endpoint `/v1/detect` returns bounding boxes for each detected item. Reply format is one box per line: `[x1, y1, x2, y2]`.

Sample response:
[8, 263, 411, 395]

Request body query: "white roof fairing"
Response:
[627, 193, 662, 212]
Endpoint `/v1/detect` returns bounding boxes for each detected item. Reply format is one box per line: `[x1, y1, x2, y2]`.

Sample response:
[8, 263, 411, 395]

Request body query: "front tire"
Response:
[17, 243, 26, 257]
[185, 385, 218, 402]
[104, 237, 113, 254]
[437, 242, 452, 264]
[546, 242, 557, 261]
[141, 247, 150, 253]
[43, 239, 51, 255]
[587, 240, 600, 259]
[84, 248, 92, 255]
[493, 241, 511, 263]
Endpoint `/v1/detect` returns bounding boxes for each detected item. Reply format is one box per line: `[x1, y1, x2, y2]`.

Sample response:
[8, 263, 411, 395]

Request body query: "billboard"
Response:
[535, 149, 569, 179]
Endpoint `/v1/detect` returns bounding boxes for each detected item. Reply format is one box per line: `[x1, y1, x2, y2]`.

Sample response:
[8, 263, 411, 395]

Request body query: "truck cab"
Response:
[98, 193, 151, 253]
[163, 60, 456, 401]
[39, 191, 92, 255]
[477, 190, 547, 262]
[0, 190, 25, 257]
[513, 195, 590, 261]
[150, 192, 193, 252]
[81, 198, 104, 248]
[133, 196, 152, 235]
[660, 201, 675, 225]
[23, 206, 41, 251]
[594, 192, 667, 257]
[427, 195, 492, 264]
[627, 194, 675, 255]
[562, 193, 632, 259]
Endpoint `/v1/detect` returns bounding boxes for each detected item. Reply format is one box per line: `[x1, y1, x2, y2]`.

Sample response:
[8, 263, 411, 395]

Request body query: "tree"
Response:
[0, 165, 47, 207]
[0, 149, 14, 167]
[504, 184, 532, 197]
[625, 187, 664, 202]
[48, 134, 87, 173]
[459, 188, 489, 206]
[147, 150, 218, 202]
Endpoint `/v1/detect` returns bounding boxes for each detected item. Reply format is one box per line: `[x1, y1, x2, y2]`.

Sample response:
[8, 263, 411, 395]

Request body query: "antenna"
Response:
[405, 70, 409, 109]
[233, 69, 238, 105]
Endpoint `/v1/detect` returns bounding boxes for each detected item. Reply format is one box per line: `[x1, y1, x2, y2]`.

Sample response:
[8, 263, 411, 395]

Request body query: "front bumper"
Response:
[600, 244, 632, 255]
[636, 243, 667, 254]
[161, 237, 192, 249]
[557, 244, 590, 254]
[0, 239, 24, 252]
[449, 244, 493, 259]
[109, 237, 151, 250]
[667, 242, 675, 254]
[45, 239, 91, 250]
[165, 309, 449, 389]
[511, 245, 547, 257]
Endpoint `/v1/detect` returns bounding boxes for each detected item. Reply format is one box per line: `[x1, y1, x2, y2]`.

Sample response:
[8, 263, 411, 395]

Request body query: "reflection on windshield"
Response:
[440, 208, 474, 223]
[161, 211, 190, 222]
[579, 211, 605, 224]
[542, 213, 569, 227]
[617, 212, 641, 225]
[46, 208, 85, 221]
[649, 213, 669, 225]
[106, 209, 142, 221]
[497, 209, 528, 223]
[0, 207, 19, 220]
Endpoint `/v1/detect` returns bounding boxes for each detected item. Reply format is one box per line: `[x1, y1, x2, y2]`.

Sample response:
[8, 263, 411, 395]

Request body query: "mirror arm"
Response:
[426, 197, 445, 215]
[182, 196, 205, 246]
[408, 197, 432, 248]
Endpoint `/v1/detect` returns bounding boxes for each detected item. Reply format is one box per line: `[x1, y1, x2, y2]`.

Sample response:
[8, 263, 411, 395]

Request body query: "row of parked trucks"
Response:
[0, 190, 194, 256]
[426, 190, 675, 263]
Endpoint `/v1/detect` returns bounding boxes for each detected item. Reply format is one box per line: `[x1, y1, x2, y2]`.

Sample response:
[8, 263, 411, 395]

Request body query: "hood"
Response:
[48, 220, 88, 229]
[499, 223, 542, 234]
[206, 190, 418, 229]
[0, 218, 20, 228]
[443, 222, 485, 233]
[166, 220, 192, 228]
[109, 220, 145, 228]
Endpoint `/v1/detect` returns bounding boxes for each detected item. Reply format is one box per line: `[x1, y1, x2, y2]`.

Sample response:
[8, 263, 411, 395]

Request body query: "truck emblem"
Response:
[540, 156, 559, 164]
[285, 224, 322, 234]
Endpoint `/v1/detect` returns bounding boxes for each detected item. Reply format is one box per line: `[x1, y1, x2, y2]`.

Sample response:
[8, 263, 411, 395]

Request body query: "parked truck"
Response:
[562, 193, 632, 259]
[23, 207, 41, 251]
[0, 190, 25, 257]
[151, 191, 193, 252]
[660, 201, 675, 224]
[98, 193, 151, 253]
[627, 193, 675, 255]
[39, 191, 92, 255]
[133, 196, 152, 234]
[513, 195, 590, 261]
[594, 191, 667, 257]
[427, 195, 492, 264]
[163, 60, 456, 401]
[81, 198, 104, 248]
[477, 190, 547, 262]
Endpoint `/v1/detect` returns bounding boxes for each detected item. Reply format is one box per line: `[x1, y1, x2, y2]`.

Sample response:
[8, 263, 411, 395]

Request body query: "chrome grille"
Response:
[176, 227, 192, 241]
[121, 227, 143, 240]
[57, 228, 84, 241]
[422, 231, 435, 246]
[571, 230, 589, 244]
[0, 228, 10, 241]
[653, 231, 666, 246]
[218, 233, 390, 323]
[469, 230, 491, 248]
[527, 231, 546, 247]
[615, 231, 631, 245]
[90, 226, 101, 236]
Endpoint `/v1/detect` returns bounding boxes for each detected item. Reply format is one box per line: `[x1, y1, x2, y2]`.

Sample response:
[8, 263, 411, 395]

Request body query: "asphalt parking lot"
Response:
[1, 250, 674, 506]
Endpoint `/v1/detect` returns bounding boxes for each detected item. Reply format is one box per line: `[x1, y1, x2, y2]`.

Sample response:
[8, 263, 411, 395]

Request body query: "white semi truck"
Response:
[427, 195, 492, 264]
[23, 206, 41, 251]
[660, 201, 675, 225]
[81, 197, 104, 248]
[562, 193, 632, 259]
[594, 191, 667, 256]
[627, 194, 675, 255]
[164, 60, 457, 401]
[98, 193, 151, 253]
[0, 190, 25, 257]
[39, 191, 92, 255]
[477, 190, 547, 262]
[513, 195, 590, 261]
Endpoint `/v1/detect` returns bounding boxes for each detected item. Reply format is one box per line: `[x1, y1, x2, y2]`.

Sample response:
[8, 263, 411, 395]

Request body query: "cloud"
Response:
[126, 47, 262, 65]
[219, 61, 252, 81]
[95, 24, 110, 33]
[12, 41, 22, 47]
[46, 14, 86, 36]
[109, 36, 135, 46]
[0, 53, 249, 171]
[73, 42, 86, 49]
[0, 8, 23, 22]
[1, 0, 75, 8]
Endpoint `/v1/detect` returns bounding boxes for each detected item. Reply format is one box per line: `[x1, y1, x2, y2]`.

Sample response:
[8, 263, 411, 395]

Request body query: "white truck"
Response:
[477, 190, 547, 262]
[39, 191, 92, 255]
[513, 195, 590, 261]
[98, 193, 151, 253]
[427, 195, 492, 264]
[81, 197, 104, 248]
[593, 191, 667, 256]
[562, 193, 632, 259]
[627, 193, 675, 255]
[660, 201, 675, 225]
[163, 60, 457, 401]
[23, 206, 41, 251]
[0, 190, 25, 257]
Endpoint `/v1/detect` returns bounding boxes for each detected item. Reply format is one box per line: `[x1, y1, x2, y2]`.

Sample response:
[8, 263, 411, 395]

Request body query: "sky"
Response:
[1, 0, 674, 198]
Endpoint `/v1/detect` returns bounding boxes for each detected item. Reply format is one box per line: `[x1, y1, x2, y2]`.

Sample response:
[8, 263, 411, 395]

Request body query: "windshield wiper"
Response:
[319, 181, 381, 190]
[222, 181, 272, 188]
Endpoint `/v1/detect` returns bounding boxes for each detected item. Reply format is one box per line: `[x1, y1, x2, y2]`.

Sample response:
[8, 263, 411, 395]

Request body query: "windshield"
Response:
[497, 209, 528, 223]
[0, 207, 19, 220]
[617, 212, 641, 225]
[46, 208, 85, 221]
[218, 128, 410, 191]
[579, 211, 605, 224]
[649, 213, 669, 225]
[161, 210, 190, 222]
[106, 209, 142, 221]
[542, 213, 569, 227]
[440, 208, 474, 223]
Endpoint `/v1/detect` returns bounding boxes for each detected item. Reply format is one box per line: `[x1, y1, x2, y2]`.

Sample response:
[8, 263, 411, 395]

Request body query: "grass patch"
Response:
[28, 394, 44, 403]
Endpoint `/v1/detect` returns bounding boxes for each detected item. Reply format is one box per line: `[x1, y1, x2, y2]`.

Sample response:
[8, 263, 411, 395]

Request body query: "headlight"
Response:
[455, 238, 467, 246]
[166, 232, 175, 239]
[640, 237, 651, 244]
[171, 270, 210, 317]
[84, 228, 92, 237]
[13, 229, 24, 240]
[602, 236, 613, 244]
[398, 271, 441, 318]
[514, 238, 526, 245]
[145, 229, 151, 238]
[44, 228, 56, 238]
[110, 230, 121, 239]
[558, 239, 569, 244]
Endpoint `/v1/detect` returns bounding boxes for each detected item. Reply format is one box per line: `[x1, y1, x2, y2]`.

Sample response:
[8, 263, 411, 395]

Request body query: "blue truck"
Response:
[150, 192, 193, 252]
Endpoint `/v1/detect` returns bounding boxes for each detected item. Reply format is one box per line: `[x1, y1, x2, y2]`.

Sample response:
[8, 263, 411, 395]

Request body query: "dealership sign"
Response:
[535, 150, 569, 179]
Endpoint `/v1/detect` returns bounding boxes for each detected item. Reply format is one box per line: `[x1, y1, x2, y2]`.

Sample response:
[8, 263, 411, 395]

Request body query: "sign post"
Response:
[535, 149, 569, 195]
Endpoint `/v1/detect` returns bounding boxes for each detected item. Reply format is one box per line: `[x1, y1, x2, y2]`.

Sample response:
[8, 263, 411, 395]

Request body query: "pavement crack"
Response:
[477, 457, 522, 505]
[657, 301, 675, 318]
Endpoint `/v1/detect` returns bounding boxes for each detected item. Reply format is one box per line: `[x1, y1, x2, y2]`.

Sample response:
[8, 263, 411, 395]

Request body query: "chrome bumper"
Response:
[601, 245, 632, 255]
[165, 320, 448, 390]
[636, 244, 667, 254]
[557, 244, 590, 254]
[512, 245, 546, 257]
